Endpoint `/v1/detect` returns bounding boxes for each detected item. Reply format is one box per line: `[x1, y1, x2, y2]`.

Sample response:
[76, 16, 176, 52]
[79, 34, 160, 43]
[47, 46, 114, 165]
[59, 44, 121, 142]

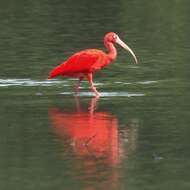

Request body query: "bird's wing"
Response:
[48, 49, 107, 78]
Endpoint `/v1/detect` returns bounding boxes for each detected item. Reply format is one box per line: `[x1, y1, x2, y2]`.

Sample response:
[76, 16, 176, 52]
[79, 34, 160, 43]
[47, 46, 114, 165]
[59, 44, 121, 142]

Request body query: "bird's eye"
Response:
[113, 35, 117, 40]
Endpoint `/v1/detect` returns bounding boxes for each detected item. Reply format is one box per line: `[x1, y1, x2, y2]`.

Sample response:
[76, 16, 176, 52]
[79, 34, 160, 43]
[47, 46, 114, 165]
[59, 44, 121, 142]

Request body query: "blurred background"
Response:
[0, 0, 190, 189]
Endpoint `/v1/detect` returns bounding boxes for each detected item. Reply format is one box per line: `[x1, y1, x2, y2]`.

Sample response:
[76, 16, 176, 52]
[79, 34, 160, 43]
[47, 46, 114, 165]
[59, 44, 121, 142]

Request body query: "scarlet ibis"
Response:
[48, 32, 138, 96]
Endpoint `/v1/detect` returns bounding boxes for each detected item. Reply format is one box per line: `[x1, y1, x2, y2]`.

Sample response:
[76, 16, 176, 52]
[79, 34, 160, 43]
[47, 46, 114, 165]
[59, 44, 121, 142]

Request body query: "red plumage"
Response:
[48, 49, 110, 79]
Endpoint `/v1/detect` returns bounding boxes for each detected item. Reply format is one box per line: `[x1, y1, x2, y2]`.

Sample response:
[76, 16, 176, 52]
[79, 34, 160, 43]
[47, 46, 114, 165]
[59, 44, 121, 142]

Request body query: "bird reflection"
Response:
[48, 97, 140, 189]
[48, 97, 120, 166]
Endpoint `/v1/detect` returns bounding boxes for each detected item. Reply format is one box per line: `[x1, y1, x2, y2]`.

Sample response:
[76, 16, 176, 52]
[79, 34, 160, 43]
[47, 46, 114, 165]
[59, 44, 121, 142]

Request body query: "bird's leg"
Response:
[74, 95, 82, 112]
[75, 76, 84, 94]
[86, 73, 100, 97]
[88, 96, 99, 115]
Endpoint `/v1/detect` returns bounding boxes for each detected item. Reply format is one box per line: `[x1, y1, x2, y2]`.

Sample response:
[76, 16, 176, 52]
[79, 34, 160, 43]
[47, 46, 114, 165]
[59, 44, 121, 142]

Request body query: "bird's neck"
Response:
[105, 42, 117, 61]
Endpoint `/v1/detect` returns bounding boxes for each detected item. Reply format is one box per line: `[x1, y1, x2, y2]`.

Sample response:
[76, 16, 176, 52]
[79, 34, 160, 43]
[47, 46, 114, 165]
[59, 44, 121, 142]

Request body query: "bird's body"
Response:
[48, 32, 138, 96]
[48, 49, 111, 79]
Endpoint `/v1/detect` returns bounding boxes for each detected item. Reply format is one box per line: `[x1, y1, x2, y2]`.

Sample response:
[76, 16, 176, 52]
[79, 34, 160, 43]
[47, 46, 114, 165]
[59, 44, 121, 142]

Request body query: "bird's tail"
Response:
[48, 63, 66, 79]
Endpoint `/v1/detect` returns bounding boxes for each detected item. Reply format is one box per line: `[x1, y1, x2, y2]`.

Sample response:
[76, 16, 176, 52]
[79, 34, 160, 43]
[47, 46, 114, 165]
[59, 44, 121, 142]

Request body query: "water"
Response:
[1, 0, 190, 189]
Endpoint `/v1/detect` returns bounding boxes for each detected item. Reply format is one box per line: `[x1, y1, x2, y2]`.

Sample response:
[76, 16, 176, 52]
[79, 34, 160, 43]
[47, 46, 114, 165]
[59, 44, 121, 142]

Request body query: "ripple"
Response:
[114, 80, 158, 85]
[0, 78, 158, 88]
[60, 92, 145, 97]
[136, 81, 158, 85]
[114, 81, 132, 85]
[0, 79, 67, 87]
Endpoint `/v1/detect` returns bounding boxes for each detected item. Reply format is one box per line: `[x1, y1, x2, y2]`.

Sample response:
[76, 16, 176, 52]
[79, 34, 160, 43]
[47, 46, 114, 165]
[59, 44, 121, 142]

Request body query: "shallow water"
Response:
[1, 0, 190, 190]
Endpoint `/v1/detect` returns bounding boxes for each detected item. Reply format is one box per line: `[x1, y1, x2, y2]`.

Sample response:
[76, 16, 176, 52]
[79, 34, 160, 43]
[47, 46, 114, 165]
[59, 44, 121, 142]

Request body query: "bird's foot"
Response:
[95, 92, 101, 97]
[91, 86, 100, 97]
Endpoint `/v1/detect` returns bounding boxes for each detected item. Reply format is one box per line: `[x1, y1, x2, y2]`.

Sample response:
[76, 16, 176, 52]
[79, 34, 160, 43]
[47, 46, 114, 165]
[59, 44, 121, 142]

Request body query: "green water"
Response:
[1, 0, 190, 189]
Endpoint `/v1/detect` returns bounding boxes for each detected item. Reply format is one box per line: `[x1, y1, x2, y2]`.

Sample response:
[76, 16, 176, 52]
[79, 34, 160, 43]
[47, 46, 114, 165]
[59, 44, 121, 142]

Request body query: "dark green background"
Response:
[0, 0, 190, 189]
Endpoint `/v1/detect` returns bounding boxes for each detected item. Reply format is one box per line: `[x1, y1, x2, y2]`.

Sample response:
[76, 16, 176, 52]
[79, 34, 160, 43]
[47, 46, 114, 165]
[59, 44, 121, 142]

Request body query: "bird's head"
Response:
[104, 32, 118, 43]
[104, 32, 138, 64]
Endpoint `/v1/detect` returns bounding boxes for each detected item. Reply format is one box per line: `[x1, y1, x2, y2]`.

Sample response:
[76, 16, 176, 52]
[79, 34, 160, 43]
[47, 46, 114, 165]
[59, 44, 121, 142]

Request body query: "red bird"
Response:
[48, 32, 138, 96]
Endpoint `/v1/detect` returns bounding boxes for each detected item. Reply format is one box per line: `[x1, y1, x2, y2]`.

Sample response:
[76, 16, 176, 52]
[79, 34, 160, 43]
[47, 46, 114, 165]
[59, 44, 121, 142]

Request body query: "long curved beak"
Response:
[116, 37, 138, 64]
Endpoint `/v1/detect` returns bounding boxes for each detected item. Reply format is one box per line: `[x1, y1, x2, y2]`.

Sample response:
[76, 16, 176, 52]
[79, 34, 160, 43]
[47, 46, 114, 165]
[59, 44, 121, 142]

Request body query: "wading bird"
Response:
[48, 32, 138, 96]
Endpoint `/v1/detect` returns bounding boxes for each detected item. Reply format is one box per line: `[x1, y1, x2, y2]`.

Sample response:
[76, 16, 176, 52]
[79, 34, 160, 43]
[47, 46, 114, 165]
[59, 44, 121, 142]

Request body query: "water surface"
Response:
[0, 0, 190, 189]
